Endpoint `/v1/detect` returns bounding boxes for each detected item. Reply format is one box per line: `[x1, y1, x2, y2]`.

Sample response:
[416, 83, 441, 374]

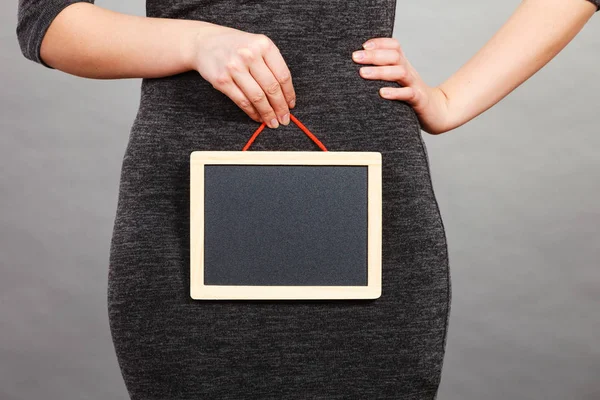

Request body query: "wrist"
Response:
[181, 23, 202, 71]
[434, 84, 466, 133]
[418, 85, 456, 135]
[181, 21, 220, 72]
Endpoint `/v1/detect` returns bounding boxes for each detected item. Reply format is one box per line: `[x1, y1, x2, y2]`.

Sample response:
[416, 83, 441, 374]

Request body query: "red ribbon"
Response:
[243, 113, 328, 151]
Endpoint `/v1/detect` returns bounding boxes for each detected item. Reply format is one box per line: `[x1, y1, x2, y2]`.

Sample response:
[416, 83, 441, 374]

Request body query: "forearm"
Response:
[39, 2, 214, 79]
[439, 0, 597, 130]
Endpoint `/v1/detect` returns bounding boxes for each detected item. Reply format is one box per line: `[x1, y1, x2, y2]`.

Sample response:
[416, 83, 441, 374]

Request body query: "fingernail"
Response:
[353, 51, 364, 60]
[363, 41, 375, 49]
[289, 99, 296, 108]
[361, 67, 372, 76]
[281, 113, 290, 125]
[270, 118, 279, 128]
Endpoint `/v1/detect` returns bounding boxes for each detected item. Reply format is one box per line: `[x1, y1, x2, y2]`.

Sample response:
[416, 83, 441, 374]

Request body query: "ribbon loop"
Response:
[242, 113, 328, 151]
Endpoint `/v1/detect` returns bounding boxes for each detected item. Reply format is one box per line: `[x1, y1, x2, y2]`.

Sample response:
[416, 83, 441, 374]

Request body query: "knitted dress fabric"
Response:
[16, 0, 598, 398]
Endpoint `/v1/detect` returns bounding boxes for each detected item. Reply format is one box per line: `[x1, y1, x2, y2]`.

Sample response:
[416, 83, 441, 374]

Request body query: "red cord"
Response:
[242, 113, 328, 151]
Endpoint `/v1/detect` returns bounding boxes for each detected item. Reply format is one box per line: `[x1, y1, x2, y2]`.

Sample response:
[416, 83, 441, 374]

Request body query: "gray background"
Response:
[1, 0, 598, 399]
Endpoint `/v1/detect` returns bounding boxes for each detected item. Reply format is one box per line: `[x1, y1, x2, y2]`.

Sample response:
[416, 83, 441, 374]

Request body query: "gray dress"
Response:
[16, 0, 600, 399]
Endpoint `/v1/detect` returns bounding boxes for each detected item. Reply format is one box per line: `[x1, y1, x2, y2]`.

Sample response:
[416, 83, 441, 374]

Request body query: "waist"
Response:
[136, 50, 398, 115]
[129, 68, 420, 154]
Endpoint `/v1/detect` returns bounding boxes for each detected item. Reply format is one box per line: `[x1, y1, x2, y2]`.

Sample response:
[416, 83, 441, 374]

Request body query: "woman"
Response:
[16, 0, 599, 398]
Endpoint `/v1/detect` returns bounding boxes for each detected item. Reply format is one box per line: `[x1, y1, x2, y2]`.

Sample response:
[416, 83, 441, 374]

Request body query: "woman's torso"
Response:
[128, 0, 423, 156]
[108, 2, 450, 398]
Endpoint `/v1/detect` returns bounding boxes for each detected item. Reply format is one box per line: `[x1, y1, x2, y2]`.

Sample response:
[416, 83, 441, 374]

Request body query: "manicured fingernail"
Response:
[281, 113, 290, 125]
[270, 118, 279, 128]
[353, 51, 364, 60]
[363, 41, 375, 49]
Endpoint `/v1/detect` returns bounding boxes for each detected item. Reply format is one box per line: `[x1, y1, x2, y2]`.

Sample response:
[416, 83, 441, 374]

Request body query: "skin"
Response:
[39, 0, 597, 133]
[40, 4, 296, 128]
[353, 0, 597, 134]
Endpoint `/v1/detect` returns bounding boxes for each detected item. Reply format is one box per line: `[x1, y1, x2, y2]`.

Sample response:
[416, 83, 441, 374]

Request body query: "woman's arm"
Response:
[353, 0, 598, 134]
[16, 0, 297, 127]
[17, 1, 213, 79]
[439, 0, 598, 132]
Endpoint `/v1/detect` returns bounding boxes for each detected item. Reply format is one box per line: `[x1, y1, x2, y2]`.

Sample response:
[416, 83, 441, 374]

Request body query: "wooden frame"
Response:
[190, 151, 382, 300]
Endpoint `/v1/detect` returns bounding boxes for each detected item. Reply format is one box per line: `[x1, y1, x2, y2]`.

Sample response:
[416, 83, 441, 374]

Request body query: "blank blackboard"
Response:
[204, 164, 367, 286]
[190, 151, 382, 300]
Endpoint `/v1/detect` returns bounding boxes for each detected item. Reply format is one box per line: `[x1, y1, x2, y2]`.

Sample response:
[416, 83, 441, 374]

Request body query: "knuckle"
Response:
[408, 87, 417, 101]
[236, 47, 256, 62]
[266, 81, 281, 95]
[278, 72, 292, 84]
[272, 103, 287, 114]
[225, 60, 243, 73]
[251, 91, 265, 104]
[396, 66, 405, 78]
[239, 98, 252, 108]
[214, 72, 232, 86]
[255, 34, 273, 51]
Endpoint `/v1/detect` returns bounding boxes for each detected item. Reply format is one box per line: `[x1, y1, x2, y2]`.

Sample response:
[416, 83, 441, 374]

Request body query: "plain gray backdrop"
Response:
[1, 1, 599, 399]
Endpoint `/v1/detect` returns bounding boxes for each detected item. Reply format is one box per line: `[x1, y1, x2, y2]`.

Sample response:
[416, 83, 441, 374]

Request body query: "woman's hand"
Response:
[354, 0, 596, 134]
[352, 38, 451, 135]
[187, 25, 296, 128]
[30, 2, 294, 129]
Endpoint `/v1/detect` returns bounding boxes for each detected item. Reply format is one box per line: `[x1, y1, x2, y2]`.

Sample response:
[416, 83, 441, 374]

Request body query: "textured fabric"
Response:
[16, 1, 450, 399]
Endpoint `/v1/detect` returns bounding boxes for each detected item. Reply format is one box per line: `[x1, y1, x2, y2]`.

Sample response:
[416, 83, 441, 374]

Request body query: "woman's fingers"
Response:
[233, 34, 294, 127]
[215, 76, 263, 123]
[359, 65, 414, 86]
[241, 49, 291, 126]
[353, 37, 424, 107]
[228, 57, 282, 128]
[244, 35, 294, 125]
[355, 37, 451, 134]
[362, 37, 402, 51]
[352, 48, 403, 66]
[379, 86, 418, 105]
[261, 36, 296, 109]
[192, 28, 296, 128]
